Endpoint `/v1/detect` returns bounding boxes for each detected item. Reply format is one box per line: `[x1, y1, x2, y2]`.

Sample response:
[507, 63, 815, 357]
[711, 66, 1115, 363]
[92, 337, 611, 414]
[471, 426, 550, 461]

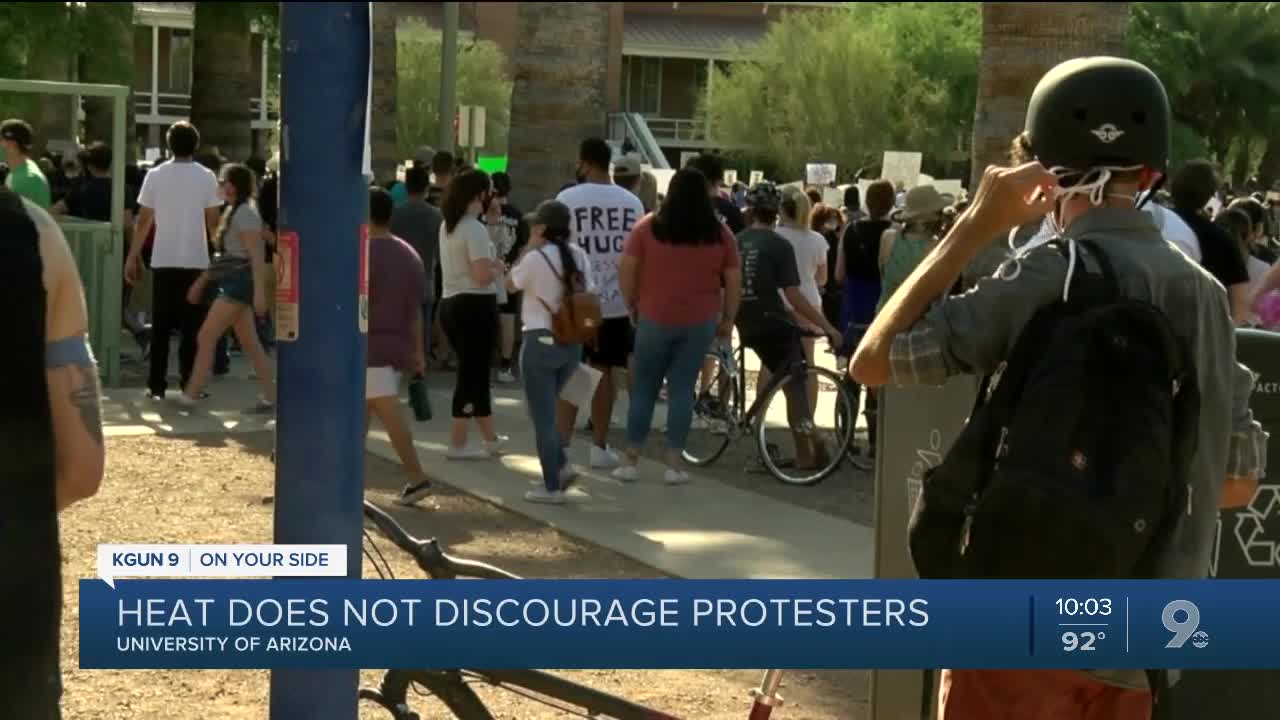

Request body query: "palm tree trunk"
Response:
[969, 2, 1130, 189]
[30, 43, 75, 158]
[370, 2, 399, 185]
[507, 1, 612, 208]
[190, 3, 254, 163]
[966, 2, 1129, 281]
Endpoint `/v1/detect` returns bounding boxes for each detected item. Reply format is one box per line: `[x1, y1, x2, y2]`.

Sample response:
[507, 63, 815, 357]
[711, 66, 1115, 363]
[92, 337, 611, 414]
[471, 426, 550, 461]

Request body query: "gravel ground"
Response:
[61, 432, 867, 719]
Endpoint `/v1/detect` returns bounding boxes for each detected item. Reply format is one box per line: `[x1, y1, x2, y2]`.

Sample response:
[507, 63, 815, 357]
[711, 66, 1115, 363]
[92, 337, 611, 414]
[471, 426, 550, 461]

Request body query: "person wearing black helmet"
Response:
[737, 182, 843, 470]
[852, 57, 1266, 719]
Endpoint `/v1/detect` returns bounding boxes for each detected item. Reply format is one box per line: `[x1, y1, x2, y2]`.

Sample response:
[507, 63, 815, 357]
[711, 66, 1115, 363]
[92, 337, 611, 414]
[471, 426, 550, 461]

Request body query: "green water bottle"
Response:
[408, 374, 432, 422]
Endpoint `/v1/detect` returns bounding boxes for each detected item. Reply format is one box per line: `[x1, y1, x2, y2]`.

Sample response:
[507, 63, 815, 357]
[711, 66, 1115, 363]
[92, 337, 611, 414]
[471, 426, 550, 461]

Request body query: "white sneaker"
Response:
[612, 465, 640, 483]
[497, 370, 516, 384]
[559, 464, 579, 491]
[173, 392, 199, 409]
[663, 469, 691, 486]
[524, 488, 566, 505]
[590, 445, 621, 469]
[446, 445, 490, 461]
[483, 435, 510, 456]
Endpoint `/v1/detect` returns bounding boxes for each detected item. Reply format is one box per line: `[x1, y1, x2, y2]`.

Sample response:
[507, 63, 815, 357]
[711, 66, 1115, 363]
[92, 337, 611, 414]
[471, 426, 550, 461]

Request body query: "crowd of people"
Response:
[5, 45, 1280, 719]
[15, 102, 1276, 512]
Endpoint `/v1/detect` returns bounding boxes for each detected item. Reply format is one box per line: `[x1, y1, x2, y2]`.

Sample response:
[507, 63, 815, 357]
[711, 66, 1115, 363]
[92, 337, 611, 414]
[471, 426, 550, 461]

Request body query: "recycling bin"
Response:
[1161, 328, 1279, 719]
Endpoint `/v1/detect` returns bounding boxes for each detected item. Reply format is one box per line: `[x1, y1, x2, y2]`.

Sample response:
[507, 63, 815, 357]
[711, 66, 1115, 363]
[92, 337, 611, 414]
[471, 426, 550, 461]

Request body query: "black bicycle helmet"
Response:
[746, 182, 782, 212]
[1024, 56, 1171, 173]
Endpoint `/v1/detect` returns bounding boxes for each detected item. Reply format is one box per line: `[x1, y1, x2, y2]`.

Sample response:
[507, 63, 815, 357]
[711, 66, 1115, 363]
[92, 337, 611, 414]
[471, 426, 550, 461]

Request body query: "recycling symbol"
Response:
[1234, 484, 1280, 568]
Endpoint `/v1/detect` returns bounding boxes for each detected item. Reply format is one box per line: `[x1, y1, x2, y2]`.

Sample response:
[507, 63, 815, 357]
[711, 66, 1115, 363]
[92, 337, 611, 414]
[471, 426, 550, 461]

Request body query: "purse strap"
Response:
[534, 248, 566, 316]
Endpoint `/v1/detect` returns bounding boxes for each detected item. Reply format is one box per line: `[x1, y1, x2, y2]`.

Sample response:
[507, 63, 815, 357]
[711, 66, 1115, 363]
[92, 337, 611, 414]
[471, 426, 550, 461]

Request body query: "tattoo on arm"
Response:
[47, 335, 103, 444]
[70, 363, 104, 446]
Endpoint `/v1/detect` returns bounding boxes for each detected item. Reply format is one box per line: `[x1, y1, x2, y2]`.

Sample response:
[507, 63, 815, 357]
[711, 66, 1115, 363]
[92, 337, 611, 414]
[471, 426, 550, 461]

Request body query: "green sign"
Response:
[476, 156, 507, 174]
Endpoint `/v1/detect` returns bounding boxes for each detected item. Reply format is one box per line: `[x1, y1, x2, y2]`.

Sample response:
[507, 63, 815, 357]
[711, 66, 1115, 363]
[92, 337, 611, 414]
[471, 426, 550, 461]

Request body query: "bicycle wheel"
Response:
[755, 365, 855, 486]
[682, 351, 739, 466]
[835, 378, 875, 472]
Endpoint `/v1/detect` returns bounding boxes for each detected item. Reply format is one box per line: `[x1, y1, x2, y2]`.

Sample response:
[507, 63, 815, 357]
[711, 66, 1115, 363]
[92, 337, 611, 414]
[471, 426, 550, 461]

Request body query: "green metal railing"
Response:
[0, 77, 129, 387]
[58, 217, 122, 387]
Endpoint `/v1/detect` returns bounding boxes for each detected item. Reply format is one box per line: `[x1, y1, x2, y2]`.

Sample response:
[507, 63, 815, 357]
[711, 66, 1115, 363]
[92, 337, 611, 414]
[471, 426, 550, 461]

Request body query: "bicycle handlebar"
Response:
[362, 501, 522, 581]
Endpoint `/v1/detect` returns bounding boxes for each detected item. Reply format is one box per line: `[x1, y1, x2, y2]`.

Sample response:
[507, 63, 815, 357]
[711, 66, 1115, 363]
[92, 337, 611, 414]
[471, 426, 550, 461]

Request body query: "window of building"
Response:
[624, 56, 662, 116]
[169, 28, 192, 95]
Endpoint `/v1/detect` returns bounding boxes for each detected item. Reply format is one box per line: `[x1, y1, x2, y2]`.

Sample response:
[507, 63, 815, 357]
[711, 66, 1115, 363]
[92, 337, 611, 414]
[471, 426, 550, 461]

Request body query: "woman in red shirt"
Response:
[615, 168, 741, 485]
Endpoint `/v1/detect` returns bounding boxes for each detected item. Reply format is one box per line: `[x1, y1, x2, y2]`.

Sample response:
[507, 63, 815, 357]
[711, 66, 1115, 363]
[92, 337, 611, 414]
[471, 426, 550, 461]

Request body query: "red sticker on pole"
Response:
[358, 224, 370, 335]
[275, 229, 300, 342]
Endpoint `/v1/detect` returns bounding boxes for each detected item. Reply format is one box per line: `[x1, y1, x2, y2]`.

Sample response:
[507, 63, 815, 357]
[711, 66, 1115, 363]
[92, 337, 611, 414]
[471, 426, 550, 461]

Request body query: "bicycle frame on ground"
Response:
[362, 500, 784, 720]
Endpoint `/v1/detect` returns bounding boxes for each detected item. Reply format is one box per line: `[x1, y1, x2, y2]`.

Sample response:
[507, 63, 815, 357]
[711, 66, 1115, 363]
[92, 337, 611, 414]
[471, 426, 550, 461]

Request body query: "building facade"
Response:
[133, 2, 276, 157]
[410, 2, 828, 166]
[127, 2, 822, 163]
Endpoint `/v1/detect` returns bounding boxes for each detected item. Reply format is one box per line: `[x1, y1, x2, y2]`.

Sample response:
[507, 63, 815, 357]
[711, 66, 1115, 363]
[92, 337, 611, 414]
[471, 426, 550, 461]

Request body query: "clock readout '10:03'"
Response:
[1055, 598, 1114, 616]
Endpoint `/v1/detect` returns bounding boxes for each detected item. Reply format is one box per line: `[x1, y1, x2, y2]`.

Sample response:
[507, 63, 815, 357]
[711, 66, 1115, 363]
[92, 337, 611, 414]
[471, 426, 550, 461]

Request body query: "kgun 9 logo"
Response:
[1162, 600, 1210, 650]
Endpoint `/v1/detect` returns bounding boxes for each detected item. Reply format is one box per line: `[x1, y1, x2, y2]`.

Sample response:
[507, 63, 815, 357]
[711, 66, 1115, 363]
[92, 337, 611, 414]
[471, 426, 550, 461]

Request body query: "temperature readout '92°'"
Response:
[1055, 598, 1113, 653]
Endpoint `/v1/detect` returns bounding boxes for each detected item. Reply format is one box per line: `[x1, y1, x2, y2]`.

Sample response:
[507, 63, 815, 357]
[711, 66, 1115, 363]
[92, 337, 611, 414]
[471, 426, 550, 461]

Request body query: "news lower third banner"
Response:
[80, 579, 1280, 670]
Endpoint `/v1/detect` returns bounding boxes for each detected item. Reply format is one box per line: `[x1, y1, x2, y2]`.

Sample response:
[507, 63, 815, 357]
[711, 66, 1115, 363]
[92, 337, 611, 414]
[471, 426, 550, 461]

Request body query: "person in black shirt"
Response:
[687, 153, 745, 233]
[489, 172, 528, 382]
[255, 162, 279, 349]
[736, 183, 842, 470]
[52, 142, 151, 355]
[1170, 160, 1251, 324]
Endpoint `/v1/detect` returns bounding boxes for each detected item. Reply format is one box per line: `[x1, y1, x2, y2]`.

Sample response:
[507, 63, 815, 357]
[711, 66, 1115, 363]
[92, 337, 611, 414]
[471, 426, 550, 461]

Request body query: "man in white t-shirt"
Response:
[555, 138, 645, 469]
[1139, 191, 1201, 263]
[126, 121, 223, 400]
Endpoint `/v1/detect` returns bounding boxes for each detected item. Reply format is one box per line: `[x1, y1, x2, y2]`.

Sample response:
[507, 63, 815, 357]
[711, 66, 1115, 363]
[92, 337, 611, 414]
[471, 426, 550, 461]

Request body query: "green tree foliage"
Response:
[0, 2, 135, 118]
[866, 2, 980, 173]
[396, 19, 513, 160]
[704, 3, 977, 181]
[1130, 2, 1280, 183]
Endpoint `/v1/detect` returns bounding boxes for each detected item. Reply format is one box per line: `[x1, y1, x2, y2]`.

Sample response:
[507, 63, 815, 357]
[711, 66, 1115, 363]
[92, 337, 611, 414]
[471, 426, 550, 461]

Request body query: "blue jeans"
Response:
[626, 317, 718, 452]
[520, 330, 581, 491]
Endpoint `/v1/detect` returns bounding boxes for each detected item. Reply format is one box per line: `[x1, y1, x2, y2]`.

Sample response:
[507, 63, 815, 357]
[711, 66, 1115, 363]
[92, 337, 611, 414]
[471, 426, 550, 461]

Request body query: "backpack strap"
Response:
[533, 248, 563, 317]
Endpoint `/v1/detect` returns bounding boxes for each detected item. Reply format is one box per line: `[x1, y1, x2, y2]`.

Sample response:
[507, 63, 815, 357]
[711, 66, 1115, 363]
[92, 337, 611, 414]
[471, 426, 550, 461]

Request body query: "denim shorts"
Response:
[215, 266, 254, 305]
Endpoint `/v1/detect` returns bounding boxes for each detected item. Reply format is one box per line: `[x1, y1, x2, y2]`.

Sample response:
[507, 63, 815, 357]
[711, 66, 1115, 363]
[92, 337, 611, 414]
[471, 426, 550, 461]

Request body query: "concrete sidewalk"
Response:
[102, 370, 873, 581]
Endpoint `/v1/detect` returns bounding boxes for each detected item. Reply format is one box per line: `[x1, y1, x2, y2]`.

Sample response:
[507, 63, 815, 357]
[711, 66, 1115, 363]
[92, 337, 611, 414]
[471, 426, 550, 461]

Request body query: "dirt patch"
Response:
[61, 432, 867, 719]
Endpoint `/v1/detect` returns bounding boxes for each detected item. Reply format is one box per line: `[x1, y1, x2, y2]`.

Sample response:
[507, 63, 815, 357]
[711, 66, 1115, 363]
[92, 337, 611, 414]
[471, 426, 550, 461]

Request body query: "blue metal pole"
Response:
[271, 3, 369, 718]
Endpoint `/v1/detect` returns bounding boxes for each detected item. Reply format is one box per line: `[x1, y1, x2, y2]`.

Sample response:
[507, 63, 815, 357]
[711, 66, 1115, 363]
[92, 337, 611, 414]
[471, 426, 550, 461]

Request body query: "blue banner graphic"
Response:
[79, 579, 1280, 670]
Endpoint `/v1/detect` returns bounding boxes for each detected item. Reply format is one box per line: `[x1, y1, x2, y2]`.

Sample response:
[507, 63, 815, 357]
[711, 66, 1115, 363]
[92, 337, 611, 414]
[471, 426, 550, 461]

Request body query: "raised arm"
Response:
[37, 210, 104, 511]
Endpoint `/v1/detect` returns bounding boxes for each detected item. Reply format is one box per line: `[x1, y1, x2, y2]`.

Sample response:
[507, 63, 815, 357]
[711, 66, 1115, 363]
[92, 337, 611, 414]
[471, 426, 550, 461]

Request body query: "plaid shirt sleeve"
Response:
[887, 321, 952, 387]
[1228, 361, 1270, 478]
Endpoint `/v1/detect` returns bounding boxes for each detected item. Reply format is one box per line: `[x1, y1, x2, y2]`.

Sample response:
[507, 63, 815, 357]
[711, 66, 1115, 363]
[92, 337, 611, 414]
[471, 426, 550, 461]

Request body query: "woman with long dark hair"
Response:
[613, 168, 741, 485]
[438, 169, 507, 458]
[176, 163, 274, 409]
[507, 200, 594, 504]
[835, 179, 895, 467]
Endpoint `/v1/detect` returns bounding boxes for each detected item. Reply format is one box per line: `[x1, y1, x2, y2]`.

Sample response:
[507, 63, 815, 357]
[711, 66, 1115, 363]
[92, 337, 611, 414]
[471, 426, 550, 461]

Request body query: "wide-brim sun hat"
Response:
[893, 185, 949, 222]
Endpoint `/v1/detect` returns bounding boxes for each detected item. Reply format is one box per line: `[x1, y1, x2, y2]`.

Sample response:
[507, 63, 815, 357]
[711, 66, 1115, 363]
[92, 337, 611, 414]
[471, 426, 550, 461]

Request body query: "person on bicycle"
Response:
[851, 56, 1266, 719]
[736, 182, 843, 471]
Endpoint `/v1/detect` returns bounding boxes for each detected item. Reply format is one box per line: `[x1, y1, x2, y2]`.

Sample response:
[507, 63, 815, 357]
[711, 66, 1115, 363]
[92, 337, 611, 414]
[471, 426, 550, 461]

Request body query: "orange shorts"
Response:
[939, 669, 1153, 720]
